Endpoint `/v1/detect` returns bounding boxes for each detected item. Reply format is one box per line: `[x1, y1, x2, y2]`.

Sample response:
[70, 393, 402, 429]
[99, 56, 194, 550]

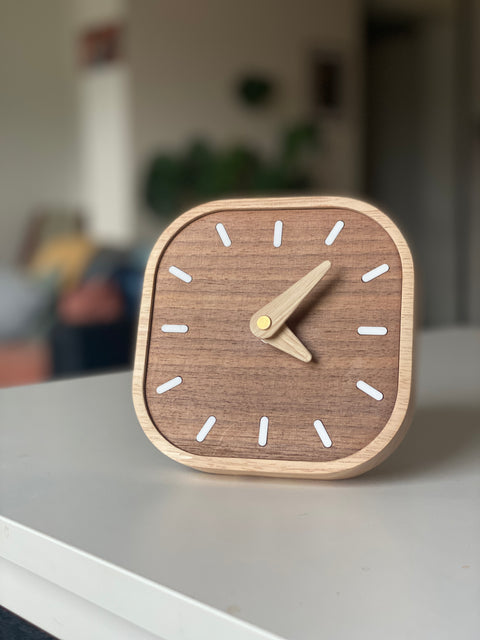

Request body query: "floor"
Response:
[0, 607, 56, 640]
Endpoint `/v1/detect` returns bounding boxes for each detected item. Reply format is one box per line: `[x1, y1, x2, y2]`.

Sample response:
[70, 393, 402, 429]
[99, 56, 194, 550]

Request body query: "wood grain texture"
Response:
[250, 259, 331, 338]
[262, 324, 313, 362]
[133, 196, 415, 479]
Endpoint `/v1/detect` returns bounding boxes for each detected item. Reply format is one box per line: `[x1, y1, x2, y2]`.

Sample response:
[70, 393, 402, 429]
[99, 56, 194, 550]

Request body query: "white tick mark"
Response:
[156, 376, 183, 394]
[314, 420, 332, 447]
[356, 380, 383, 401]
[216, 223, 231, 247]
[258, 416, 269, 446]
[273, 220, 283, 247]
[357, 326, 388, 336]
[325, 220, 345, 246]
[196, 416, 216, 442]
[169, 266, 192, 283]
[161, 325, 189, 333]
[362, 264, 389, 282]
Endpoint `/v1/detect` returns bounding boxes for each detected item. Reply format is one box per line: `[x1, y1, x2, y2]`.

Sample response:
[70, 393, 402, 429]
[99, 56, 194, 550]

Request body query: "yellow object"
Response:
[28, 234, 97, 292]
[256, 315, 272, 330]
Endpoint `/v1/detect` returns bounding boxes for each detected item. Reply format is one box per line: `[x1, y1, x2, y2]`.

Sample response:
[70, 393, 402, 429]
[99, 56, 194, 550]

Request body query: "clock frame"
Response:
[133, 196, 415, 479]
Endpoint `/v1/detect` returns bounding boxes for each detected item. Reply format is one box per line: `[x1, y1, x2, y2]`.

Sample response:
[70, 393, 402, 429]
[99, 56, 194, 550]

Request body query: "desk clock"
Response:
[133, 197, 414, 478]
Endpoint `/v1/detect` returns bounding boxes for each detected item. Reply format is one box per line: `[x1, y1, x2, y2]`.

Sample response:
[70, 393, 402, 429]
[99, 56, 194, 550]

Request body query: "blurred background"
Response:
[0, 0, 478, 387]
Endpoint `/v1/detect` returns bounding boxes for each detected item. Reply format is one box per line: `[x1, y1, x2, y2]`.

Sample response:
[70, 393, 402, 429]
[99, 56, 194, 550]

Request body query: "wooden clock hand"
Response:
[261, 325, 312, 363]
[250, 260, 331, 340]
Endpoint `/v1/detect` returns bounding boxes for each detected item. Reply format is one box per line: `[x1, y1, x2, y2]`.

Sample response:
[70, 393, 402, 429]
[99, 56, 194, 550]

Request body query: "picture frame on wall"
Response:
[311, 51, 343, 114]
[79, 24, 123, 68]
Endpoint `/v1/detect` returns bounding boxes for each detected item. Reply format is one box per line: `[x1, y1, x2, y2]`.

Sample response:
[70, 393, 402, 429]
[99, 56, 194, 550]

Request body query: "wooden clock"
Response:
[133, 197, 415, 479]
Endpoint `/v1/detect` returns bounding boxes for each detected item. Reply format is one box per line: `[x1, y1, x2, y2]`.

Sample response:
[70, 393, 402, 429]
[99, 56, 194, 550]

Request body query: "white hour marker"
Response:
[169, 266, 192, 283]
[258, 416, 269, 446]
[156, 376, 183, 395]
[362, 263, 389, 282]
[314, 420, 332, 448]
[325, 220, 344, 246]
[196, 416, 216, 442]
[161, 324, 189, 333]
[357, 380, 383, 401]
[273, 220, 283, 247]
[216, 223, 231, 247]
[357, 326, 388, 336]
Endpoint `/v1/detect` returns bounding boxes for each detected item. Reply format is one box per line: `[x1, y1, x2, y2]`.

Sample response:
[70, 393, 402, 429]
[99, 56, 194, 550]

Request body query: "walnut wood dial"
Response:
[133, 197, 415, 479]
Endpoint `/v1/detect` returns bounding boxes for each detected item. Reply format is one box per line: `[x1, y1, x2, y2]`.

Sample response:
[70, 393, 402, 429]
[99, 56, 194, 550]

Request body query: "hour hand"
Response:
[250, 260, 331, 340]
[262, 325, 312, 363]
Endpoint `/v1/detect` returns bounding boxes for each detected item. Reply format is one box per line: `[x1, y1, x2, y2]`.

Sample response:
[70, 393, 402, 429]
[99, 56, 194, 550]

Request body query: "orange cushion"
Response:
[0, 342, 51, 388]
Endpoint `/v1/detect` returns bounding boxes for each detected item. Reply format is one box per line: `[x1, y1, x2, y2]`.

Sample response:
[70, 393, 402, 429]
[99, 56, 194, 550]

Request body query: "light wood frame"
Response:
[132, 196, 415, 479]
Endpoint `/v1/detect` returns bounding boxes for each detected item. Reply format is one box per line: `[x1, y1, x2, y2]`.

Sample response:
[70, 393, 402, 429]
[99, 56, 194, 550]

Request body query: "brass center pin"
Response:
[257, 315, 272, 331]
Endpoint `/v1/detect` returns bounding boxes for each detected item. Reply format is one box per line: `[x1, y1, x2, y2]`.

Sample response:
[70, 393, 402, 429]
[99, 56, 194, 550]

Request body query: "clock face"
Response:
[134, 197, 414, 478]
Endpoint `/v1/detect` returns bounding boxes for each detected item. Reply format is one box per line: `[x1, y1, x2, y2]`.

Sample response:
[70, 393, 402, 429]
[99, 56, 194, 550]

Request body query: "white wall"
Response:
[128, 0, 363, 229]
[0, 0, 362, 261]
[71, 0, 135, 247]
[365, 3, 458, 326]
[0, 0, 79, 265]
[419, 15, 457, 325]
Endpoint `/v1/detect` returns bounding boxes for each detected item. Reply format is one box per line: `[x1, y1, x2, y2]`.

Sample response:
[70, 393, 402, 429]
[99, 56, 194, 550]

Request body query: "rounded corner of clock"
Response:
[132, 395, 188, 465]
[130, 376, 214, 470]
[368, 383, 415, 465]
[132, 373, 152, 436]
[143, 433, 233, 475]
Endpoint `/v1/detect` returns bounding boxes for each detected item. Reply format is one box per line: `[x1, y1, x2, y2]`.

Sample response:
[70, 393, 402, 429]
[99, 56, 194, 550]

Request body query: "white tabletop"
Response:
[1, 327, 479, 640]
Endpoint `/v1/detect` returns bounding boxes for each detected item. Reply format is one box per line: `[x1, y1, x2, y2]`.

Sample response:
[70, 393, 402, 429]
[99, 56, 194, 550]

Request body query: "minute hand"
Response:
[250, 260, 331, 339]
